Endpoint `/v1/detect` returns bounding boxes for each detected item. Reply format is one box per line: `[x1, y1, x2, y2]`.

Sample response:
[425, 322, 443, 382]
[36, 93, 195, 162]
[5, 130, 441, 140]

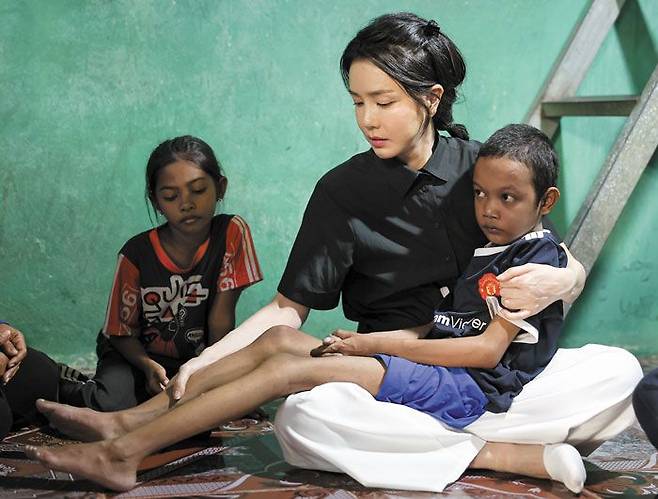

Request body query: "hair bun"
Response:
[423, 19, 442, 37]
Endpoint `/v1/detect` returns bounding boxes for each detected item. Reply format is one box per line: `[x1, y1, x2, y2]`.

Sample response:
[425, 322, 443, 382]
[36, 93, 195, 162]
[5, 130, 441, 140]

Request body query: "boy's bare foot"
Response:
[36, 399, 124, 441]
[24, 441, 139, 492]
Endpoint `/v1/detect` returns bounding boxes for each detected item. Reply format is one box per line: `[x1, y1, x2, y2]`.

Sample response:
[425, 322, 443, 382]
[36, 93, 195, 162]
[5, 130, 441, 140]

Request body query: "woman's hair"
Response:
[340, 12, 468, 140]
[145, 135, 225, 217]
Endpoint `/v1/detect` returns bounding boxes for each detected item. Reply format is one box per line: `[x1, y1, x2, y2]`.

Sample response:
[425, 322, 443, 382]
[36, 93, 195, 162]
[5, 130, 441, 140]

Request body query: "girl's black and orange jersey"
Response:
[101, 214, 262, 360]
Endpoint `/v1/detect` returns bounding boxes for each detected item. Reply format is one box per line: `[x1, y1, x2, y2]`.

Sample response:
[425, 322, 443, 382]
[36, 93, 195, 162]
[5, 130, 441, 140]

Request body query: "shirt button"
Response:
[444, 255, 451, 262]
[433, 221, 441, 228]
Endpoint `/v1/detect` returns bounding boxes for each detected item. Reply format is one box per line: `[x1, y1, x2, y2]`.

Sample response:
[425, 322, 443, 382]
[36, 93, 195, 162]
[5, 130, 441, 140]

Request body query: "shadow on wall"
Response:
[617, 0, 658, 93]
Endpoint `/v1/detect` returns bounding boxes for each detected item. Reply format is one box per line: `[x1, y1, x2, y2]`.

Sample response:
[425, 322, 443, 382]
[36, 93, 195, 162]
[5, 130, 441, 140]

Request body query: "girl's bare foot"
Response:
[36, 399, 125, 441]
[24, 440, 140, 492]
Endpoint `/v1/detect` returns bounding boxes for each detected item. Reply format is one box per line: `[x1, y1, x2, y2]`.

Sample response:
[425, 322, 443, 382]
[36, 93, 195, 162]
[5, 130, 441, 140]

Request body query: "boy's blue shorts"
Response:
[374, 354, 488, 429]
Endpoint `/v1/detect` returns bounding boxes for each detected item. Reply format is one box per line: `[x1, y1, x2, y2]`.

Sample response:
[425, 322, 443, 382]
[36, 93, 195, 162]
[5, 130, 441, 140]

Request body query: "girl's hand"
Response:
[144, 361, 169, 395]
[311, 330, 375, 357]
[497, 263, 573, 320]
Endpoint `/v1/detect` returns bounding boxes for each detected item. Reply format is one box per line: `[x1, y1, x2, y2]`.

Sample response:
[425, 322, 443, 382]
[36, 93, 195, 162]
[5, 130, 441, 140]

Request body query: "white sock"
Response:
[543, 443, 586, 493]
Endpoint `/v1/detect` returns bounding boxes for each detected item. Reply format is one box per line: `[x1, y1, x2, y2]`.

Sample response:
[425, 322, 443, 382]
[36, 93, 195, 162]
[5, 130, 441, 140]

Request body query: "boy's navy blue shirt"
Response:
[427, 229, 568, 412]
[279, 135, 485, 332]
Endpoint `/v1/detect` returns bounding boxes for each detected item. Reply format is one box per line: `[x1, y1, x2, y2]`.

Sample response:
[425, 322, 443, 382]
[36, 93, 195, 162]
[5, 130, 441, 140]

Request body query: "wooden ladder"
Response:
[524, 0, 658, 279]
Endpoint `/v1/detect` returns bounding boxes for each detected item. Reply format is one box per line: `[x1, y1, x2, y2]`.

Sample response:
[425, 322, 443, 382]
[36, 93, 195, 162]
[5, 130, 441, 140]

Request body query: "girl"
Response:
[60, 136, 262, 411]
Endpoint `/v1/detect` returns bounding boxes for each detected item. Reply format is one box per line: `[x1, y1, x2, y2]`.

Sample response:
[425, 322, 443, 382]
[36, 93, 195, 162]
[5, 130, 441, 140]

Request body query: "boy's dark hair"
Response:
[340, 12, 469, 140]
[478, 124, 559, 202]
[145, 135, 225, 217]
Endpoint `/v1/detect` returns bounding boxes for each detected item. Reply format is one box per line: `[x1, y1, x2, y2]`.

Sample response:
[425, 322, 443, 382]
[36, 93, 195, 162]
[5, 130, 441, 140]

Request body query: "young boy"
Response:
[27, 124, 585, 493]
[319, 123, 566, 418]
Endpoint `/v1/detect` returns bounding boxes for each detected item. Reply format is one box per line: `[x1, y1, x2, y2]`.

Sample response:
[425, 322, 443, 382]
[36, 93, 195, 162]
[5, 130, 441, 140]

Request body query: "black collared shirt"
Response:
[278, 135, 487, 332]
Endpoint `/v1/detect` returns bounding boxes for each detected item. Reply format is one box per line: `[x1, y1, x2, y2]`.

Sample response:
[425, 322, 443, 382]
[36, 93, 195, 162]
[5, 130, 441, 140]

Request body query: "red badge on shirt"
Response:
[478, 273, 501, 301]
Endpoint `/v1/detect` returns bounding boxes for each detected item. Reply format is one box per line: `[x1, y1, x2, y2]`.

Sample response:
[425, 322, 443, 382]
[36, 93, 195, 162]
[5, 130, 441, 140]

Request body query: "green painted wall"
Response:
[0, 0, 656, 366]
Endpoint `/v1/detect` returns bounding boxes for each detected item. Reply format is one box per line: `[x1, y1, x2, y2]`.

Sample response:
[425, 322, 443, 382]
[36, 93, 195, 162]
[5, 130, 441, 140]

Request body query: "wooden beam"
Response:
[542, 95, 638, 117]
[524, 0, 626, 137]
[565, 66, 658, 275]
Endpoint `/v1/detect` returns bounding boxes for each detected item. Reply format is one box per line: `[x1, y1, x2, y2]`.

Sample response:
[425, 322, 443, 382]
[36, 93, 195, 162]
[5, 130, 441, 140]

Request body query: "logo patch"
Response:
[478, 272, 501, 301]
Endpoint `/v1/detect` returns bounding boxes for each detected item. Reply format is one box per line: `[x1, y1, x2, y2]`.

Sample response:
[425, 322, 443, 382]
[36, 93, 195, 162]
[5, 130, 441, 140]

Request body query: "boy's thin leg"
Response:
[37, 326, 322, 441]
[470, 442, 585, 493]
[26, 353, 385, 491]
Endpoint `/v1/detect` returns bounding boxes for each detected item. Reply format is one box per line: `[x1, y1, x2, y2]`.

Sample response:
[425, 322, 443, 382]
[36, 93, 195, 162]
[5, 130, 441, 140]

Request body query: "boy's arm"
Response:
[324, 323, 433, 341]
[316, 317, 519, 369]
[310, 323, 432, 357]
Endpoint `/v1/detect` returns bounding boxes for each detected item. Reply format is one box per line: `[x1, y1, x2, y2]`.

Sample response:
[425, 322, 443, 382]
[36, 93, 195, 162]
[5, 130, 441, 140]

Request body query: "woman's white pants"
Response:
[274, 344, 643, 492]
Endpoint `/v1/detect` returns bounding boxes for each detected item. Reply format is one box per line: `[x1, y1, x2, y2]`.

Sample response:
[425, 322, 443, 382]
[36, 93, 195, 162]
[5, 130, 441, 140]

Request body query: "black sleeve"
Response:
[278, 182, 355, 310]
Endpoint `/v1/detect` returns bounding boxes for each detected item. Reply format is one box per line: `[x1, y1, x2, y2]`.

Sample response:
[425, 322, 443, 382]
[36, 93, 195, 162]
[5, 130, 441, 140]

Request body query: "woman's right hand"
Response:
[168, 357, 202, 401]
[168, 293, 310, 401]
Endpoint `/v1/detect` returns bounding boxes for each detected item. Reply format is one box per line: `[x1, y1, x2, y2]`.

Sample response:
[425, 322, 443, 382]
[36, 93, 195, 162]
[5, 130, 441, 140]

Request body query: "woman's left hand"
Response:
[497, 263, 573, 320]
[311, 329, 375, 357]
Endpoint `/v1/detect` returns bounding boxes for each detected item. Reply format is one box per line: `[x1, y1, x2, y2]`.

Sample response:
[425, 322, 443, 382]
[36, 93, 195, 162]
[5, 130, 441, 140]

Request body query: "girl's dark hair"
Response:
[340, 12, 468, 140]
[145, 135, 225, 216]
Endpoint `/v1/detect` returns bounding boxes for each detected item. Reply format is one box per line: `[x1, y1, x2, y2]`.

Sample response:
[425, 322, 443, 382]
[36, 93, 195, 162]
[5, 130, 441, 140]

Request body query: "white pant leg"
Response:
[274, 344, 643, 492]
[274, 382, 485, 492]
[466, 344, 643, 452]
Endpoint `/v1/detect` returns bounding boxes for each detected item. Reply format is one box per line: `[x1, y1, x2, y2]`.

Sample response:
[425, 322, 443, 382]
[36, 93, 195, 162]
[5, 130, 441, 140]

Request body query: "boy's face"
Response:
[473, 156, 545, 245]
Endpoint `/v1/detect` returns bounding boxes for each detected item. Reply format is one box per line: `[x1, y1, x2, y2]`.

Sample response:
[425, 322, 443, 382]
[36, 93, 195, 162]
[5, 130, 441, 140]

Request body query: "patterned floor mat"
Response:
[1, 405, 656, 498]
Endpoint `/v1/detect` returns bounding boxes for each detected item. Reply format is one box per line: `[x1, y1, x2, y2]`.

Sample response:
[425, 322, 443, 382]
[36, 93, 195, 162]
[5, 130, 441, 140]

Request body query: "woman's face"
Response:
[348, 59, 434, 170]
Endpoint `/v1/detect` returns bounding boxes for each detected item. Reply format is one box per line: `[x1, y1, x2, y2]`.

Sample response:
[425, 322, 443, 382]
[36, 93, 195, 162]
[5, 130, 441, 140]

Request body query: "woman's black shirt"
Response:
[278, 135, 486, 332]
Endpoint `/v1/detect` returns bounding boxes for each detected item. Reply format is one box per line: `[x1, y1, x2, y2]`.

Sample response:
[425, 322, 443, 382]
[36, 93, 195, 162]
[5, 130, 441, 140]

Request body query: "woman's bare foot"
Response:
[24, 440, 140, 492]
[36, 399, 125, 441]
